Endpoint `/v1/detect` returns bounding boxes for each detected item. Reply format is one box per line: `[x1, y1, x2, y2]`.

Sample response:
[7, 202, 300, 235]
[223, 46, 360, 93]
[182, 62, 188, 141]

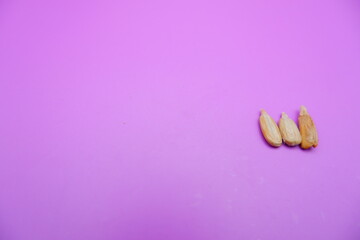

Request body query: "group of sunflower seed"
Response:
[259, 106, 318, 149]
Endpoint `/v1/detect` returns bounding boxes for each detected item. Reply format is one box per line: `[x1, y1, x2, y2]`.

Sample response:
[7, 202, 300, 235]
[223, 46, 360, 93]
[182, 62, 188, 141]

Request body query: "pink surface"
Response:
[1, 0, 360, 239]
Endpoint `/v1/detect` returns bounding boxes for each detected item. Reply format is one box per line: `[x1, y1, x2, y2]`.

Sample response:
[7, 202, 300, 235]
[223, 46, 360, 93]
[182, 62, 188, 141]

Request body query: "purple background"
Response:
[1, 0, 360, 239]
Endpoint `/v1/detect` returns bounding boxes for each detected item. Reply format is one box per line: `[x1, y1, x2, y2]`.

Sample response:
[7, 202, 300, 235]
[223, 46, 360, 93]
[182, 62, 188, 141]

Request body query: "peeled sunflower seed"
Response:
[298, 106, 318, 149]
[279, 112, 302, 146]
[259, 110, 282, 147]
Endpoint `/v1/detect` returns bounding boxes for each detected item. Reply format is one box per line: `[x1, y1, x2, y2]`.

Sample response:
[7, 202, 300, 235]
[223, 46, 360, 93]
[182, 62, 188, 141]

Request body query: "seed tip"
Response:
[300, 105, 308, 115]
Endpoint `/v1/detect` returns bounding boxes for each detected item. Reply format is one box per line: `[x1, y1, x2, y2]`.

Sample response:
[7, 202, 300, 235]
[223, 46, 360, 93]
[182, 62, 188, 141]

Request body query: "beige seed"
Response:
[279, 112, 302, 146]
[259, 110, 282, 147]
[298, 106, 318, 149]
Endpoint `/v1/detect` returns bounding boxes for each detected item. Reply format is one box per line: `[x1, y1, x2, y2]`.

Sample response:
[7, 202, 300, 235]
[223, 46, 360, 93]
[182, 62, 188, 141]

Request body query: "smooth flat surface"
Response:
[1, 0, 360, 239]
